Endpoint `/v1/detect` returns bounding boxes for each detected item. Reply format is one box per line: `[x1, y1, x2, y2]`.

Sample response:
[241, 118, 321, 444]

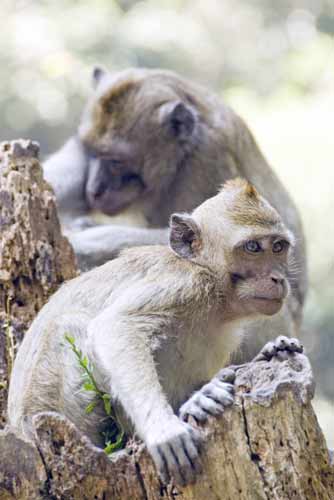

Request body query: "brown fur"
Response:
[9, 181, 293, 486]
[221, 179, 281, 227]
[44, 67, 307, 361]
[92, 80, 140, 138]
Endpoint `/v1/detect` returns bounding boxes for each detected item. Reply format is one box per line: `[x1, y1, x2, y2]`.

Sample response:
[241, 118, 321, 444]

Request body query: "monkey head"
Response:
[169, 178, 294, 319]
[78, 66, 200, 216]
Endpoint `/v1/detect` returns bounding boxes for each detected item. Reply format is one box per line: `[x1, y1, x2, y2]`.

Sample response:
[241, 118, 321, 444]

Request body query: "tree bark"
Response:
[0, 353, 333, 499]
[0, 140, 77, 427]
[0, 140, 333, 499]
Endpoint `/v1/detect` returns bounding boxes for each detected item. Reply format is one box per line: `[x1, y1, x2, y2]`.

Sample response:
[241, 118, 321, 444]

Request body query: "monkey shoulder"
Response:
[112, 246, 217, 311]
[40, 245, 217, 324]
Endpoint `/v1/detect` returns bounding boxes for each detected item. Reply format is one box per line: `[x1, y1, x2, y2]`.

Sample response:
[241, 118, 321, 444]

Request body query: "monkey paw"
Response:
[179, 368, 235, 423]
[147, 416, 203, 486]
[253, 335, 303, 362]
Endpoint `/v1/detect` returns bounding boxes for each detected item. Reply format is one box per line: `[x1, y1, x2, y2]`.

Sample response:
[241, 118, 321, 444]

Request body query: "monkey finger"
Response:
[213, 380, 235, 395]
[274, 335, 290, 350]
[263, 341, 278, 358]
[253, 341, 278, 362]
[180, 404, 208, 423]
[211, 377, 234, 394]
[215, 367, 236, 383]
[152, 446, 170, 485]
[187, 425, 204, 450]
[173, 440, 198, 485]
[164, 443, 187, 487]
[283, 337, 303, 353]
[196, 394, 225, 416]
[202, 383, 234, 405]
[181, 436, 202, 476]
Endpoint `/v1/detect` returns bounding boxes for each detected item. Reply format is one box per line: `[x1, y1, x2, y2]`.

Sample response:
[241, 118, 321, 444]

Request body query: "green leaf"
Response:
[85, 400, 98, 414]
[65, 334, 75, 345]
[104, 431, 124, 454]
[64, 333, 125, 454]
[83, 381, 95, 392]
[102, 394, 112, 415]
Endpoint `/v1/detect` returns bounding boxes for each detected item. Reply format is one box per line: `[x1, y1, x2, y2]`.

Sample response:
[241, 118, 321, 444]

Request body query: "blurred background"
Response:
[0, 0, 333, 445]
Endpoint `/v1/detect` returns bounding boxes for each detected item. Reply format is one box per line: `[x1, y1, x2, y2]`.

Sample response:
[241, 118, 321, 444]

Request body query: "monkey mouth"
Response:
[253, 296, 283, 303]
[251, 296, 284, 316]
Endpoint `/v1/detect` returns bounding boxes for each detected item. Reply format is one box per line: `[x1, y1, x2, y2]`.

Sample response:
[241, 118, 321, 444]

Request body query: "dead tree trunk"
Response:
[0, 140, 77, 426]
[0, 140, 333, 499]
[0, 353, 333, 499]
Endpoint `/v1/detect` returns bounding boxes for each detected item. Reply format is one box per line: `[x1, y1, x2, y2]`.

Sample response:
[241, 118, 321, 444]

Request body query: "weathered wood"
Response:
[0, 353, 333, 499]
[0, 140, 77, 427]
[0, 139, 333, 499]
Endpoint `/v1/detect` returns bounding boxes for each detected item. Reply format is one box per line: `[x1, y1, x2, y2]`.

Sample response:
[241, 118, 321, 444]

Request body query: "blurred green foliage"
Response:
[0, 0, 333, 442]
[0, 0, 333, 151]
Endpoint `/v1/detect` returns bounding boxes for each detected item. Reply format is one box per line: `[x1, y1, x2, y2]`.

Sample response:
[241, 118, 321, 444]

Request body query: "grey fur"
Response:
[8, 181, 294, 485]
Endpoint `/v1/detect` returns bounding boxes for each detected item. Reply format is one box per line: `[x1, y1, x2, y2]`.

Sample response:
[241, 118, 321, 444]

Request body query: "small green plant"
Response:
[64, 334, 125, 454]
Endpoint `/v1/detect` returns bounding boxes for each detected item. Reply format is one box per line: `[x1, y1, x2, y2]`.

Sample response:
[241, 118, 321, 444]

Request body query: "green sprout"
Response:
[64, 334, 125, 454]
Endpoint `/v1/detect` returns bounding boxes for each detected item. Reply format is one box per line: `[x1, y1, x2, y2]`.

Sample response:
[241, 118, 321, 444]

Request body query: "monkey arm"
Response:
[86, 295, 176, 438]
[86, 288, 202, 485]
[68, 226, 169, 269]
[43, 136, 89, 215]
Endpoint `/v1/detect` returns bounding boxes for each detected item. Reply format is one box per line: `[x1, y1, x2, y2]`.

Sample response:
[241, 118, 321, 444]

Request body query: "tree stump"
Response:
[0, 353, 333, 499]
[0, 140, 77, 427]
[0, 140, 333, 499]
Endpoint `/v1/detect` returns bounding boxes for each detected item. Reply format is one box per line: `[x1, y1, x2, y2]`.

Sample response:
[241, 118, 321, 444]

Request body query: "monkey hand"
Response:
[67, 226, 168, 270]
[179, 368, 235, 423]
[146, 415, 203, 487]
[64, 215, 98, 231]
[253, 335, 303, 362]
[66, 226, 132, 269]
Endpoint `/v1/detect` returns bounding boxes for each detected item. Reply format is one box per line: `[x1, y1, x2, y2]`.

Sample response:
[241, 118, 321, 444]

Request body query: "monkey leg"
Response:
[252, 335, 303, 363]
[178, 368, 235, 423]
[53, 312, 109, 447]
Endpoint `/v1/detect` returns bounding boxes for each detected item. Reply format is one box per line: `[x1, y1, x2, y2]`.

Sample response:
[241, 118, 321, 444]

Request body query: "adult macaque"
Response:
[43, 67, 306, 359]
[8, 179, 303, 486]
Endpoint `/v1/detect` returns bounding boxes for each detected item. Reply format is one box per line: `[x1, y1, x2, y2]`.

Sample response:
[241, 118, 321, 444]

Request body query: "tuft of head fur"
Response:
[194, 177, 280, 228]
[222, 177, 258, 197]
[88, 79, 140, 140]
[218, 177, 280, 228]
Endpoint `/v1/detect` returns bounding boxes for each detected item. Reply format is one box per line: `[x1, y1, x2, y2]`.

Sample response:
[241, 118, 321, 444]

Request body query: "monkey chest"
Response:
[155, 317, 241, 410]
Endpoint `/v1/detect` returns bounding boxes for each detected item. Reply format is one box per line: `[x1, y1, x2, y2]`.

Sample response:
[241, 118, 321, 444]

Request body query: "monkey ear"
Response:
[161, 101, 196, 140]
[92, 65, 108, 89]
[169, 214, 202, 259]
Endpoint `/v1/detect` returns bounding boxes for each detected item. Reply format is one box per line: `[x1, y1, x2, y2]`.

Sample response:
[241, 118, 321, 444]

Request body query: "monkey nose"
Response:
[270, 273, 284, 285]
[270, 273, 288, 299]
[89, 185, 106, 200]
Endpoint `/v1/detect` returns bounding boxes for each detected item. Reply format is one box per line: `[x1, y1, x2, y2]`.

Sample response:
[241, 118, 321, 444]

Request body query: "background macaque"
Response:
[43, 67, 307, 360]
[8, 179, 302, 486]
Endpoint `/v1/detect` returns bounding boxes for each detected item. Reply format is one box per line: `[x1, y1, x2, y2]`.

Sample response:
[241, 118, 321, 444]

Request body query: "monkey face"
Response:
[228, 235, 291, 317]
[85, 152, 145, 215]
[169, 178, 294, 320]
[79, 67, 198, 216]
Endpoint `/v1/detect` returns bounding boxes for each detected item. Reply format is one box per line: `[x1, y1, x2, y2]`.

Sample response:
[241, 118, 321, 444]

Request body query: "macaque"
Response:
[43, 67, 307, 360]
[8, 179, 303, 486]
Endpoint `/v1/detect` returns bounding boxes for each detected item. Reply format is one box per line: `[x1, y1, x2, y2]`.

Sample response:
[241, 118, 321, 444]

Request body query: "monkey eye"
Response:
[244, 240, 262, 253]
[231, 273, 245, 284]
[272, 239, 289, 253]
